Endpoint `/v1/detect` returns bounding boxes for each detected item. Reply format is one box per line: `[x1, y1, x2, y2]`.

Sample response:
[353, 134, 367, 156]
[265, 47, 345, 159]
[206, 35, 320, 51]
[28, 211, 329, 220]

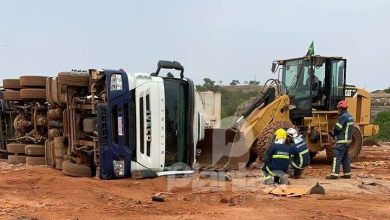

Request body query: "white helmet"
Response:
[287, 128, 298, 138]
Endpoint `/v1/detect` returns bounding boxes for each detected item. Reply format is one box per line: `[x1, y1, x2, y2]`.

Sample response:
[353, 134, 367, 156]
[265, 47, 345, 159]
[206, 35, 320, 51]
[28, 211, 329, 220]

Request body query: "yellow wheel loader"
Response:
[197, 55, 379, 170]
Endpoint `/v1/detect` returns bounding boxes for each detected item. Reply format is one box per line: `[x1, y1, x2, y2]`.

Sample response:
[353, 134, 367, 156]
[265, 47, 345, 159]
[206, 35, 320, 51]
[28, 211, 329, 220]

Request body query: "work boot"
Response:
[340, 175, 351, 179]
[325, 174, 339, 180]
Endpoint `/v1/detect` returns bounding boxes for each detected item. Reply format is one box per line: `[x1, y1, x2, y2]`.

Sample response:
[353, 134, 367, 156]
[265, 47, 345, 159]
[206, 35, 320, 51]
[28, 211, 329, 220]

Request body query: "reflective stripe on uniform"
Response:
[331, 173, 339, 176]
[336, 123, 343, 129]
[272, 154, 289, 159]
[266, 165, 275, 176]
[332, 157, 337, 174]
[343, 172, 351, 176]
[299, 149, 309, 167]
[336, 121, 354, 144]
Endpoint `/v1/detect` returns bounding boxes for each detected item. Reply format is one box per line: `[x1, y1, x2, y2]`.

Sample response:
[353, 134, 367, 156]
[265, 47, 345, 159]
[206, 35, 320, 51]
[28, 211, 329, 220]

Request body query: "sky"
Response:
[0, 0, 389, 91]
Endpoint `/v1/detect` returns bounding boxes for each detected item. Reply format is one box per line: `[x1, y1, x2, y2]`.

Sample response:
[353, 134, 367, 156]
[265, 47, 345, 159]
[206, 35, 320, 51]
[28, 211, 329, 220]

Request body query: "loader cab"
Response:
[278, 56, 347, 122]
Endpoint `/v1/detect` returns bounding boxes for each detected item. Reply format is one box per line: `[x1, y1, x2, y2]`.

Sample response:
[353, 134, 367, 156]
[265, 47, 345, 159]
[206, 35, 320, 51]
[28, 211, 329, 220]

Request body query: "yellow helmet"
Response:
[275, 128, 287, 141]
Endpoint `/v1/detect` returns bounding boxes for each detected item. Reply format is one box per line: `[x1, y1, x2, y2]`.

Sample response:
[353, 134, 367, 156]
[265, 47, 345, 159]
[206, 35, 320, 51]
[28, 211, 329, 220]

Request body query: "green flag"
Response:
[306, 41, 315, 56]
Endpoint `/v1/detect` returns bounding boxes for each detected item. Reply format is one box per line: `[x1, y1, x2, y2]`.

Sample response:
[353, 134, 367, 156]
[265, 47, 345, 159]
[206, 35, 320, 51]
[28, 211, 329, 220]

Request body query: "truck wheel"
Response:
[256, 121, 295, 161]
[55, 158, 63, 170]
[26, 156, 46, 165]
[57, 72, 89, 87]
[25, 144, 45, 156]
[7, 143, 26, 154]
[62, 160, 92, 177]
[19, 76, 47, 88]
[8, 155, 26, 164]
[3, 90, 22, 101]
[325, 126, 363, 162]
[20, 88, 46, 99]
[3, 79, 21, 89]
[53, 136, 65, 157]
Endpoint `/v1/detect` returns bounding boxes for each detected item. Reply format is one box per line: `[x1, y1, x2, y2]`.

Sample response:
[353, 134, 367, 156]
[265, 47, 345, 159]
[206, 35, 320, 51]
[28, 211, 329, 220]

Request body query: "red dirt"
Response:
[1, 145, 390, 220]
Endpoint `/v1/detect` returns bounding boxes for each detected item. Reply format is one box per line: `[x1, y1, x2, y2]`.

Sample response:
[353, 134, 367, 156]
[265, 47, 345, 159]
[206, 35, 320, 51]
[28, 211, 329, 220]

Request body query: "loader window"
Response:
[282, 59, 312, 118]
[329, 60, 346, 109]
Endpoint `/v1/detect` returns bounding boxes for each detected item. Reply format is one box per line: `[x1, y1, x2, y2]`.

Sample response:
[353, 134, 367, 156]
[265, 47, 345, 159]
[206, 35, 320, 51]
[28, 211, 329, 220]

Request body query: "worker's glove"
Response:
[329, 130, 335, 137]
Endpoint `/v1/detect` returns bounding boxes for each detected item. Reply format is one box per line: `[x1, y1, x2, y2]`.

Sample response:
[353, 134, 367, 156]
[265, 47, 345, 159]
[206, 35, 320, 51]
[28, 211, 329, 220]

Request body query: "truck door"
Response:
[98, 70, 133, 179]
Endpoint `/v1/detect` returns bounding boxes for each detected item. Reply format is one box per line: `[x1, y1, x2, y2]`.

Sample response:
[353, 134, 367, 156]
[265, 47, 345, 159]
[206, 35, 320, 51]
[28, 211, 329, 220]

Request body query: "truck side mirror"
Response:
[271, 62, 277, 73]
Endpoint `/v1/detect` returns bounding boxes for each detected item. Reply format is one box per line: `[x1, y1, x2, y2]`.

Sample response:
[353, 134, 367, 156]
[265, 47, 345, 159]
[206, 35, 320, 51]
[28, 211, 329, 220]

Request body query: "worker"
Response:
[286, 128, 310, 179]
[262, 128, 291, 185]
[326, 100, 354, 179]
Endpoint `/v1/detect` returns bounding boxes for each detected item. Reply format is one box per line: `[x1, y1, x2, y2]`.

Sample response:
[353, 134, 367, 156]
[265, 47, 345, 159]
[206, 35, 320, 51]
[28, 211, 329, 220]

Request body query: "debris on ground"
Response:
[309, 182, 326, 195]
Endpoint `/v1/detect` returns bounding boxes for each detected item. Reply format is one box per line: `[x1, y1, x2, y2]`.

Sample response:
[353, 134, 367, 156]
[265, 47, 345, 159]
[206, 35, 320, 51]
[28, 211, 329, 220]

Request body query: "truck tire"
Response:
[3, 90, 22, 101]
[19, 76, 47, 88]
[57, 72, 89, 87]
[8, 155, 26, 164]
[48, 108, 63, 120]
[53, 136, 65, 157]
[7, 143, 26, 154]
[62, 160, 92, 177]
[256, 121, 295, 161]
[45, 139, 55, 167]
[26, 156, 46, 165]
[55, 158, 63, 170]
[3, 79, 21, 89]
[25, 144, 45, 156]
[325, 126, 363, 162]
[20, 88, 46, 99]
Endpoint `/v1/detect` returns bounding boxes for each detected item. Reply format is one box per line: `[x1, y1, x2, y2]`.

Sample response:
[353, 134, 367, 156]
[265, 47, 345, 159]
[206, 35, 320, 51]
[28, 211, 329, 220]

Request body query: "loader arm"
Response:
[197, 91, 291, 170]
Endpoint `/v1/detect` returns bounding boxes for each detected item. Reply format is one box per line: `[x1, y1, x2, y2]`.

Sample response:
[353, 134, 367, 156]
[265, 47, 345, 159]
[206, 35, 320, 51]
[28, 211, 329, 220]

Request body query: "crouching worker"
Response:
[261, 128, 291, 185]
[286, 128, 310, 179]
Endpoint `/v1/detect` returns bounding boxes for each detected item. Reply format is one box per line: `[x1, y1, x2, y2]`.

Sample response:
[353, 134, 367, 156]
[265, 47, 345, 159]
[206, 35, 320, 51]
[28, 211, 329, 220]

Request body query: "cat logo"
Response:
[345, 89, 357, 97]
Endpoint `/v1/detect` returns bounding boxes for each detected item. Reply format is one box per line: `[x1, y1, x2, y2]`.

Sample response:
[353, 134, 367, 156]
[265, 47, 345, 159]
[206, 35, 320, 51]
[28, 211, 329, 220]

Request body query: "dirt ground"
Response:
[1, 145, 390, 220]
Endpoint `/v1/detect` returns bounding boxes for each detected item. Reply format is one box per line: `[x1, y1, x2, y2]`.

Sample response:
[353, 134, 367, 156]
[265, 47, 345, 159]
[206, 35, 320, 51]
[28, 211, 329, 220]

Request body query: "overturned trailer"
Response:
[46, 61, 204, 179]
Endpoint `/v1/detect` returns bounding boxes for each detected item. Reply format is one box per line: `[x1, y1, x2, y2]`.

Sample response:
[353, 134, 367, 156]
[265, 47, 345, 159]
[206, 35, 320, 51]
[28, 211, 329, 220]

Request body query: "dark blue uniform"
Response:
[290, 141, 310, 169]
[331, 109, 354, 176]
[262, 143, 291, 183]
[289, 141, 310, 178]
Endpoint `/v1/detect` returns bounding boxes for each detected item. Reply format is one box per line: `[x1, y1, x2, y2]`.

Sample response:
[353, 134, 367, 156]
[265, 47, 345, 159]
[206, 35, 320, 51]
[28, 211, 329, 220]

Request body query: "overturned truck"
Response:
[45, 61, 204, 179]
[1, 76, 48, 164]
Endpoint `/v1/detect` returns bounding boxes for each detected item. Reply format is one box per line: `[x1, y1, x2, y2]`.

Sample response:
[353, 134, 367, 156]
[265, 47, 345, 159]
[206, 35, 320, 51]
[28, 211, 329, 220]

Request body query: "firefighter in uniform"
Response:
[286, 128, 310, 179]
[262, 129, 291, 185]
[326, 100, 354, 179]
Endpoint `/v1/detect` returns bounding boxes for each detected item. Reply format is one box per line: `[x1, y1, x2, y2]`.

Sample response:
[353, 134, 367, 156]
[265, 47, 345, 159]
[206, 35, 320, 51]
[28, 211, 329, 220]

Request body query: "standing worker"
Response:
[326, 100, 354, 179]
[286, 128, 310, 179]
[262, 129, 291, 185]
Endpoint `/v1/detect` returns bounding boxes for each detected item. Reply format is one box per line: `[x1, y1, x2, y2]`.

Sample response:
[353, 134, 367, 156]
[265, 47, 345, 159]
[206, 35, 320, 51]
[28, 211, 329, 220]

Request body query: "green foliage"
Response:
[230, 80, 240, 86]
[220, 89, 259, 119]
[196, 78, 221, 92]
[373, 111, 390, 141]
[248, 80, 260, 85]
[383, 87, 390, 93]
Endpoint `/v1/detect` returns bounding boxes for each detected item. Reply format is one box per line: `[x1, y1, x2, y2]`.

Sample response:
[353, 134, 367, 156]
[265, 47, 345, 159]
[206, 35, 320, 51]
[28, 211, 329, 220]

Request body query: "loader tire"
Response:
[62, 160, 92, 177]
[20, 88, 46, 99]
[7, 143, 26, 154]
[325, 126, 363, 162]
[25, 144, 45, 156]
[8, 155, 26, 164]
[3, 79, 21, 89]
[26, 156, 46, 165]
[19, 76, 47, 88]
[3, 90, 22, 101]
[57, 72, 89, 87]
[256, 121, 295, 161]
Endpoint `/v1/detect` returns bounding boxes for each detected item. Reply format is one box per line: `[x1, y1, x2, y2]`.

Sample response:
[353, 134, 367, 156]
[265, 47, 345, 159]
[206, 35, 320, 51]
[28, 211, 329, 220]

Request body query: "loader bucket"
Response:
[196, 128, 249, 170]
